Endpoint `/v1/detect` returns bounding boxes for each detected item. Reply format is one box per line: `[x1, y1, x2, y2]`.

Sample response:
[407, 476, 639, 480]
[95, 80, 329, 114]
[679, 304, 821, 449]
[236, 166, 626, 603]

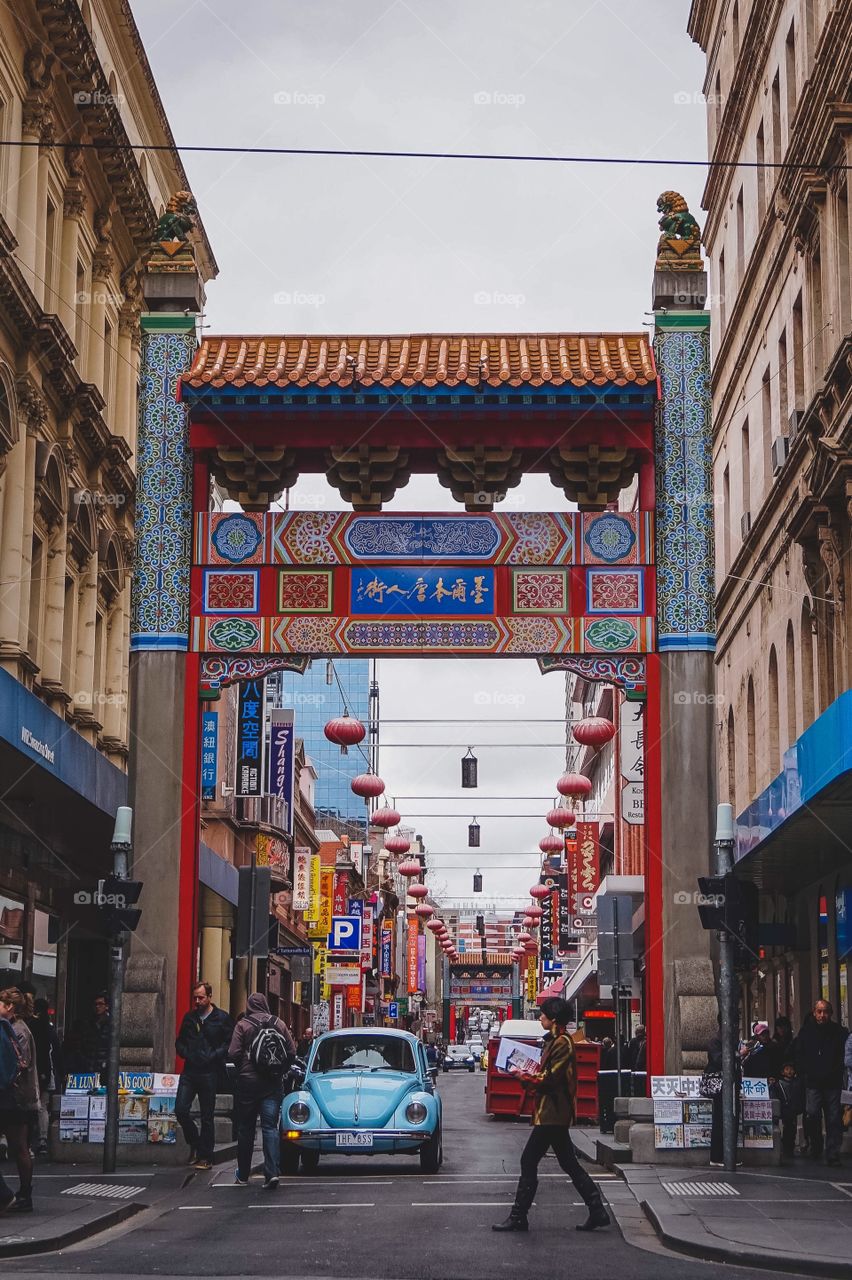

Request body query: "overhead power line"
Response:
[0, 139, 846, 171]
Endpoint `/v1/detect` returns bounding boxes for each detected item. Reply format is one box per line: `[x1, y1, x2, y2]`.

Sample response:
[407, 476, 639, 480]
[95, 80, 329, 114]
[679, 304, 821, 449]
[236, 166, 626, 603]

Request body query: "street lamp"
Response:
[461, 749, 478, 788]
[468, 818, 480, 848]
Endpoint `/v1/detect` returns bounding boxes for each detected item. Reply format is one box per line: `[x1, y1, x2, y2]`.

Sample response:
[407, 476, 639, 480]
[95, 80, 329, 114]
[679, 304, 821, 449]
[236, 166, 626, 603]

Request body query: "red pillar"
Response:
[644, 652, 664, 1080]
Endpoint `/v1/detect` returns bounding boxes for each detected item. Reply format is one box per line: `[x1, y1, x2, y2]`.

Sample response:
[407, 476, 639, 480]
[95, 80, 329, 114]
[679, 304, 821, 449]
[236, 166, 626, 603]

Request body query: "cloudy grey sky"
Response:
[131, 0, 707, 900]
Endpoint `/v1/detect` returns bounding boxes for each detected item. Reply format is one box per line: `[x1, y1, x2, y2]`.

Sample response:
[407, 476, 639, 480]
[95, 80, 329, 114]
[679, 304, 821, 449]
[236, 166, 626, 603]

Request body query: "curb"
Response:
[641, 1199, 852, 1279]
[0, 1201, 144, 1259]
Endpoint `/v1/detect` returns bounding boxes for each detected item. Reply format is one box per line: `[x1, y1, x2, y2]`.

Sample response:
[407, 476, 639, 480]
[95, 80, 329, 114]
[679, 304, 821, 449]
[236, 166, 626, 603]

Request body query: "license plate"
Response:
[336, 1132, 373, 1149]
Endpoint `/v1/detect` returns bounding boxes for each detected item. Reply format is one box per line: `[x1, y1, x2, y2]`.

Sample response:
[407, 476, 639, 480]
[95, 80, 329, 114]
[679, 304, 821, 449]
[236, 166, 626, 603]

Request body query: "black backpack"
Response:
[248, 1016, 291, 1078]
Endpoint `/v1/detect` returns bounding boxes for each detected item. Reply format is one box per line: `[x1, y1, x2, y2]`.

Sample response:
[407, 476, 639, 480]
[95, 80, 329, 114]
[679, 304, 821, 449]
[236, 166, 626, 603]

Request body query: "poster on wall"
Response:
[235, 678, 265, 797]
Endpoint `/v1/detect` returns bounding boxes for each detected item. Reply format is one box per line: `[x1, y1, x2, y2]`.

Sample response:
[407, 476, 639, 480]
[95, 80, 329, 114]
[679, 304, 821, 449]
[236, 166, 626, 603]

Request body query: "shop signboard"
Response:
[267, 709, 295, 833]
[293, 848, 311, 911]
[200, 710, 218, 801]
[381, 921, 393, 977]
[575, 821, 600, 896]
[235, 678, 265, 797]
[407, 918, 419, 993]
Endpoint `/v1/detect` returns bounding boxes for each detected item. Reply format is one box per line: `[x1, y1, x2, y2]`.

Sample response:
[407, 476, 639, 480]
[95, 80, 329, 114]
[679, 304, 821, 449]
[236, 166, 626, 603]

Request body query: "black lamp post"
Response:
[468, 818, 480, 848]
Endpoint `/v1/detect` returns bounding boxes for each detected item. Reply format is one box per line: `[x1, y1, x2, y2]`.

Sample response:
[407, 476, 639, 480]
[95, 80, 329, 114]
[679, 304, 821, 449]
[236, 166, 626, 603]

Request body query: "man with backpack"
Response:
[228, 992, 295, 1190]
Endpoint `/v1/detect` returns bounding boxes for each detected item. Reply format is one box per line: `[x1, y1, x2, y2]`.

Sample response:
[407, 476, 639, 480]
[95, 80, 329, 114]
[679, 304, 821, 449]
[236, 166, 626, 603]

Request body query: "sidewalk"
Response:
[608, 1160, 852, 1278]
[0, 1159, 191, 1258]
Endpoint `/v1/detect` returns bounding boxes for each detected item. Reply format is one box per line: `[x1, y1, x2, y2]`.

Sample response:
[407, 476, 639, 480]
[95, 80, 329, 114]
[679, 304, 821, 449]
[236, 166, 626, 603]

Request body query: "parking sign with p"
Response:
[329, 914, 362, 951]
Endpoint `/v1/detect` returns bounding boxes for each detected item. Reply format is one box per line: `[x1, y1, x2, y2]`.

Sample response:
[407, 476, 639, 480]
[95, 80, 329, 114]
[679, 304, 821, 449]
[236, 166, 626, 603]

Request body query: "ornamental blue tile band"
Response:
[654, 324, 715, 651]
[130, 322, 197, 651]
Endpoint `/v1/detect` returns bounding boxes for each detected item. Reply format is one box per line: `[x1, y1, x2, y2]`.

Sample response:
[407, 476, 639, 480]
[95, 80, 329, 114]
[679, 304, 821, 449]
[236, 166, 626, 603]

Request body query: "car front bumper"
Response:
[283, 1127, 434, 1154]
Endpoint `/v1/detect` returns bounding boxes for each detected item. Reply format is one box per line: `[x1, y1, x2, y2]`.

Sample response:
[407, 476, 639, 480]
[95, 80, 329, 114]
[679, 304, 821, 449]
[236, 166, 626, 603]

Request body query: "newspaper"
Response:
[494, 1037, 543, 1075]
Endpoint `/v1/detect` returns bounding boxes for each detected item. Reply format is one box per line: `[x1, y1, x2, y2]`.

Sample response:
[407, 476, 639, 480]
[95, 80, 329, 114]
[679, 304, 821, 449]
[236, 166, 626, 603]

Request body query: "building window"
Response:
[723, 463, 731, 568]
[785, 22, 797, 129]
[746, 675, 756, 800]
[27, 534, 44, 669]
[61, 573, 77, 694]
[44, 199, 58, 310]
[74, 259, 88, 370]
[800, 600, 815, 729]
[718, 249, 727, 330]
[768, 647, 780, 776]
[771, 71, 782, 169]
[785, 620, 797, 747]
[761, 367, 772, 488]
[727, 707, 736, 809]
[732, 1, 740, 59]
[809, 235, 824, 378]
[714, 71, 723, 141]
[741, 418, 750, 524]
[736, 186, 745, 283]
[837, 179, 851, 333]
[778, 327, 789, 440]
[792, 291, 805, 412]
[103, 318, 114, 421]
[756, 121, 766, 225]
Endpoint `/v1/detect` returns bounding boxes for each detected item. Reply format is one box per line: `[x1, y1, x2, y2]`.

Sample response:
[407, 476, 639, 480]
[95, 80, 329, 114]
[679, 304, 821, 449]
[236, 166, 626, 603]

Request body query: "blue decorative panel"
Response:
[653, 323, 715, 650]
[131, 321, 196, 650]
[350, 566, 494, 615]
[344, 515, 501, 560]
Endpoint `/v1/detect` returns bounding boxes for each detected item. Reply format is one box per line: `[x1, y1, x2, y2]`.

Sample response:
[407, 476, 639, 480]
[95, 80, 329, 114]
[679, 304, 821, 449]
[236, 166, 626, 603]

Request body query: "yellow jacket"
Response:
[528, 1030, 576, 1126]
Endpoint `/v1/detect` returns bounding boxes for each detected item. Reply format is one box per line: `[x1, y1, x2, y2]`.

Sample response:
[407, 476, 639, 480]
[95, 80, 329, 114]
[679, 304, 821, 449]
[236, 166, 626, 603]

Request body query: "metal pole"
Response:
[613, 896, 622, 1096]
[103, 806, 132, 1175]
[246, 842, 256, 1000]
[715, 803, 737, 1174]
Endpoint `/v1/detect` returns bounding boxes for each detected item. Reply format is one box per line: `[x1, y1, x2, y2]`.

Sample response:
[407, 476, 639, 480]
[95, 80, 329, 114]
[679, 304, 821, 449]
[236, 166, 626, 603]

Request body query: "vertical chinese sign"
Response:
[235, 678, 265, 797]
[575, 822, 600, 896]
[293, 848, 311, 911]
[526, 954, 537, 1006]
[619, 699, 645, 872]
[268, 709, 295, 834]
[200, 710, 218, 801]
[380, 920, 393, 978]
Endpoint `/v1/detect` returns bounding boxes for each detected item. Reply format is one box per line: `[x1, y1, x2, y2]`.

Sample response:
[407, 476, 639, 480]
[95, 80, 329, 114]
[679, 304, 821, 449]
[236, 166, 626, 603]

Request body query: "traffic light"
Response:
[696, 876, 727, 930]
[475, 915, 485, 935]
[696, 874, 759, 964]
[98, 876, 143, 934]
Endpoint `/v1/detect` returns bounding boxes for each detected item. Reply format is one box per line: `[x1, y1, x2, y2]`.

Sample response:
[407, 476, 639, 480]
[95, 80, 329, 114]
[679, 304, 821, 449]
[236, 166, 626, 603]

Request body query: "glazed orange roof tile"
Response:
[184, 333, 656, 391]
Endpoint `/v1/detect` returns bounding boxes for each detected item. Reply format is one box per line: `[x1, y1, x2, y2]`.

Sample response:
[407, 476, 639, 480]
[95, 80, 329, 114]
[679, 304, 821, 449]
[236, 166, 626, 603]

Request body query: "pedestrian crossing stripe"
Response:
[61, 1182, 140, 1199]
[665, 1181, 739, 1197]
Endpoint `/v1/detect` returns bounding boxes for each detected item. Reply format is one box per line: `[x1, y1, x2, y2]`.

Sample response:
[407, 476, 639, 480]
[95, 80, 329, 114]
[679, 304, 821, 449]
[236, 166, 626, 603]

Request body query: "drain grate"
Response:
[61, 1182, 141, 1200]
[666, 1180, 739, 1197]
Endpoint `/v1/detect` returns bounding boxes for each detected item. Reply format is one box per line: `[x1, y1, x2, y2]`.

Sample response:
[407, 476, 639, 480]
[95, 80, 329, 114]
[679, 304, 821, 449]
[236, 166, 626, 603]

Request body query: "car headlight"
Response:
[406, 1101, 428, 1124]
[288, 1101, 310, 1124]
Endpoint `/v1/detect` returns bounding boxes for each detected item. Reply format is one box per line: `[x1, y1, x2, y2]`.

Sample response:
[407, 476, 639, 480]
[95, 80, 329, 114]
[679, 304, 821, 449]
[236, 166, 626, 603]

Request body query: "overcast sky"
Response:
[131, 0, 707, 901]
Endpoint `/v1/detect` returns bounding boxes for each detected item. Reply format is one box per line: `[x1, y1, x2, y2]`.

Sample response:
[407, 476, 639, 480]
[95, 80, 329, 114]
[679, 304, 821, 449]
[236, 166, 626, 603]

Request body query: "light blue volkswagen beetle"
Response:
[280, 1027, 443, 1174]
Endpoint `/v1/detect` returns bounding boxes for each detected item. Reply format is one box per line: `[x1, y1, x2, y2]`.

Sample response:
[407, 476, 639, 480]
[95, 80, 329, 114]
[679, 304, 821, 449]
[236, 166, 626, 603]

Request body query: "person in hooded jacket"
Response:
[228, 992, 295, 1190]
[794, 1000, 848, 1166]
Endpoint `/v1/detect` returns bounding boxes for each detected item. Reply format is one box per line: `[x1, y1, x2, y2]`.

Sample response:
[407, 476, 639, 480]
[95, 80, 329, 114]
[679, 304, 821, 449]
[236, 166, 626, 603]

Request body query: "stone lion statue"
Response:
[656, 191, 702, 268]
[151, 190, 198, 246]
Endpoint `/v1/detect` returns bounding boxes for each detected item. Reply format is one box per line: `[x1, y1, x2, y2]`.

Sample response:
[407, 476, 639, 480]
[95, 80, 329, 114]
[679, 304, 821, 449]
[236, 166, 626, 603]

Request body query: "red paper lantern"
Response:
[572, 717, 615, 748]
[323, 715, 366, 753]
[530, 883, 550, 900]
[524, 941, 538, 953]
[539, 833, 563, 854]
[371, 806, 401, 828]
[426, 919, 443, 933]
[408, 882, 428, 898]
[415, 903, 434, 919]
[546, 807, 576, 829]
[556, 771, 593, 799]
[522, 916, 538, 929]
[518, 931, 533, 944]
[384, 833, 411, 855]
[350, 773, 385, 799]
[397, 857, 421, 877]
[525, 904, 544, 920]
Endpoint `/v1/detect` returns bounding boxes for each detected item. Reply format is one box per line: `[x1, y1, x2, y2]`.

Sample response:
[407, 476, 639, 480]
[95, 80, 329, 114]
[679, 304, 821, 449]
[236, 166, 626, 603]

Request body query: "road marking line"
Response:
[178, 1206, 213, 1210]
[410, 1202, 536, 1208]
[247, 1202, 375, 1209]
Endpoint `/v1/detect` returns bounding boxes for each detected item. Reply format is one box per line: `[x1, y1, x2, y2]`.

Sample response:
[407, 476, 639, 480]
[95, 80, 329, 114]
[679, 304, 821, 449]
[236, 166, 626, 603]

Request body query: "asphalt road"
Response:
[1, 1071, 802, 1280]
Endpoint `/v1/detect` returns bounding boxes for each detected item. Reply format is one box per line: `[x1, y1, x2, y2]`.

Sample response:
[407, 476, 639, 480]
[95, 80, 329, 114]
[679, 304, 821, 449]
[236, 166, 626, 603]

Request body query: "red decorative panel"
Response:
[278, 570, 333, 613]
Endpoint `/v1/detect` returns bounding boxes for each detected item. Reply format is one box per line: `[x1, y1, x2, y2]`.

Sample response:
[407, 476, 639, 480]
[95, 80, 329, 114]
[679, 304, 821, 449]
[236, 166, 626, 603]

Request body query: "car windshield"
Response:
[449, 1047, 470, 1057]
[312, 1035, 416, 1074]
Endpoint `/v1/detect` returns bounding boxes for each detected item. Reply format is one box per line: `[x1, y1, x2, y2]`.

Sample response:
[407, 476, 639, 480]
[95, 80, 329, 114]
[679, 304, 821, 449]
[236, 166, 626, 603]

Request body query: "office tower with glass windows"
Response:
[273, 659, 375, 834]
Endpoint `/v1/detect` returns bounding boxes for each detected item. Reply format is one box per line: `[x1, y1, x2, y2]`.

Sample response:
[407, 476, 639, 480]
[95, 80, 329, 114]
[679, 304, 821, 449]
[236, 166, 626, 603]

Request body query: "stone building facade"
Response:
[0, 0, 214, 1034]
[689, 0, 852, 1032]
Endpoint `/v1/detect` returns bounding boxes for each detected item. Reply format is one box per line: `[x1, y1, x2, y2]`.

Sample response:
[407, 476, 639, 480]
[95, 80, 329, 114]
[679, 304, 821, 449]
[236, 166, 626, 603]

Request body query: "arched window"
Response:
[785, 619, 797, 748]
[727, 707, 737, 810]
[0, 362, 17, 456]
[768, 646, 780, 776]
[746, 676, 757, 800]
[80, 0, 92, 31]
[801, 600, 815, 728]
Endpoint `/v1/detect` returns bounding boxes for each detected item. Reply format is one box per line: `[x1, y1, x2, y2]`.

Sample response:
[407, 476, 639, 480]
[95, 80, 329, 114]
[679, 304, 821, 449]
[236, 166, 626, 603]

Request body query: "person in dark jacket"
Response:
[742, 1022, 782, 1082]
[30, 999, 63, 1157]
[794, 1000, 849, 1166]
[174, 982, 233, 1171]
[228, 992, 295, 1190]
[295, 1027, 314, 1060]
[493, 997, 609, 1234]
[79, 994, 111, 1077]
[773, 1015, 795, 1066]
[773, 1061, 805, 1158]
